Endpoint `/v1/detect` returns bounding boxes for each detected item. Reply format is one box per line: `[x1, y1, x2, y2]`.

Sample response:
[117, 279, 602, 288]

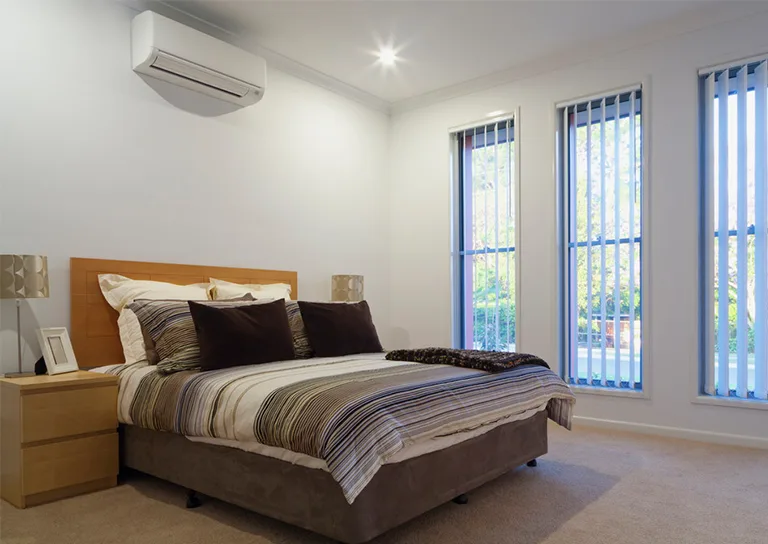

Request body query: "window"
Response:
[700, 56, 768, 401]
[452, 116, 517, 351]
[558, 88, 644, 390]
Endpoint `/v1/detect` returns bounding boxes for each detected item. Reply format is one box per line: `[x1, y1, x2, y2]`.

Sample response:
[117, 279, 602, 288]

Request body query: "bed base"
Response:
[121, 411, 548, 543]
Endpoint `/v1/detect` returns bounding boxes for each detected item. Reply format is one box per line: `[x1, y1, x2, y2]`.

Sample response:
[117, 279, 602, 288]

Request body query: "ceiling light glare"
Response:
[378, 47, 397, 66]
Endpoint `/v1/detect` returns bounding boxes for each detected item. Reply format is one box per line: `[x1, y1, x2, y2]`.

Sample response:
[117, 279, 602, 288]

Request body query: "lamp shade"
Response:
[0, 255, 49, 299]
[331, 275, 364, 302]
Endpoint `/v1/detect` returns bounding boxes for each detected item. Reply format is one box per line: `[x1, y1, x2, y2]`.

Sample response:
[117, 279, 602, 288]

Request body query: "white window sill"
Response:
[692, 395, 768, 411]
[570, 385, 649, 399]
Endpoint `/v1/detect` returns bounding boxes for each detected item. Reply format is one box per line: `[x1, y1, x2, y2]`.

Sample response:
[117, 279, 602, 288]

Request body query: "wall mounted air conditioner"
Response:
[131, 11, 266, 107]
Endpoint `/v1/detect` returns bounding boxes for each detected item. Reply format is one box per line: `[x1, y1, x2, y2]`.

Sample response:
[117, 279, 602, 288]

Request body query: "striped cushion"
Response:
[285, 301, 313, 359]
[128, 296, 259, 374]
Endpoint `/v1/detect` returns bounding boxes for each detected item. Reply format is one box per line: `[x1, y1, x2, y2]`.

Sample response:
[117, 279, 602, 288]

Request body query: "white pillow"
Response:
[98, 274, 210, 364]
[117, 308, 148, 365]
[98, 274, 210, 311]
[209, 277, 292, 301]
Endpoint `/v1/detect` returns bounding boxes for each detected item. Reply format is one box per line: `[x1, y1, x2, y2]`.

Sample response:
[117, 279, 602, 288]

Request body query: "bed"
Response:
[71, 257, 573, 544]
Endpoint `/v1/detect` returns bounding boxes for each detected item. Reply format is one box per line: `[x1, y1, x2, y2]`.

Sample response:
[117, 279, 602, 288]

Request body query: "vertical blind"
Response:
[560, 88, 643, 389]
[701, 56, 768, 400]
[454, 117, 517, 351]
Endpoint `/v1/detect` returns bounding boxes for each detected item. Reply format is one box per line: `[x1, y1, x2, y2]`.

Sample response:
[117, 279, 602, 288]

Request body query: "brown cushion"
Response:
[297, 301, 383, 357]
[188, 299, 296, 371]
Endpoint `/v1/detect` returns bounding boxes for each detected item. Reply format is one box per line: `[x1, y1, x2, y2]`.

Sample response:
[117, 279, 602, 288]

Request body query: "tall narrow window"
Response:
[558, 89, 644, 390]
[452, 117, 517, 351]
[700, 56, 768, 401]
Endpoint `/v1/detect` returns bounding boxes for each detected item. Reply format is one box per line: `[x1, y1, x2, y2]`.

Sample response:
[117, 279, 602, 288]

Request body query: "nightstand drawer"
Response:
[21, 386, 117, 443]
[21, 433, 118, 496]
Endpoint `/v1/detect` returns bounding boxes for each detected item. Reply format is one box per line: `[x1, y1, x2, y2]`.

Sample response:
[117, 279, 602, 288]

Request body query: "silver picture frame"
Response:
[36, 327, 79, 375]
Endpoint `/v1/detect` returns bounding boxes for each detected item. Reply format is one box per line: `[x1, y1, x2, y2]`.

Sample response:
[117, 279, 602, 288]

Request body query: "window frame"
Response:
[696, 54, 768, 409]
[556, 83, 652, 399]
[450, 109, 522, 352]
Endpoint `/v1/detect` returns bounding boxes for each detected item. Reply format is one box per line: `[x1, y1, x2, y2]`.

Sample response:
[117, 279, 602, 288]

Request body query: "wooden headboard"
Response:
[70, 258, 298, 368]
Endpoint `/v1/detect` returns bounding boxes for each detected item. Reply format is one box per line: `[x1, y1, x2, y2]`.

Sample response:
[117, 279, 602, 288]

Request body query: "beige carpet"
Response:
[2, 425, 766, 544]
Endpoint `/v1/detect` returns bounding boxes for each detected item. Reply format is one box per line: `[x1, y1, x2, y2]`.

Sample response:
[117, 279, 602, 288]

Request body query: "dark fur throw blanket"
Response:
[385, 347, 550, 373]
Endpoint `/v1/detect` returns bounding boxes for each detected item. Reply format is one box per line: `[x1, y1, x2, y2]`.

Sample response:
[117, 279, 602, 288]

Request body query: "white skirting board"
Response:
[572, 416, 768, 450]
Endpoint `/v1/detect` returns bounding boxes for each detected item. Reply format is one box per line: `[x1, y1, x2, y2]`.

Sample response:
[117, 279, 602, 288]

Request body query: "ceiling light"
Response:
[378, 47, 397, 66]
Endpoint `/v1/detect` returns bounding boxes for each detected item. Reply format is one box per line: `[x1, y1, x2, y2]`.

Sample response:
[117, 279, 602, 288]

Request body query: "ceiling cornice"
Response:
[115, 0, 768, 117]
[115, 0, 392, 114]
[390, 1, 768, 115]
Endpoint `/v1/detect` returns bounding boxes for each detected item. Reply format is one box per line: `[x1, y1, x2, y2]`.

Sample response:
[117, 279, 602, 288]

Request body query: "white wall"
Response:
[0, 0, 391, 373]
[389, 9, 768, 444]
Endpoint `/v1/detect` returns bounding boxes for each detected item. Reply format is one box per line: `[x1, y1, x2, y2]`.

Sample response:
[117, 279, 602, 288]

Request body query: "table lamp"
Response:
[331, 275, 364, 302]
[1, 255, 49, 377]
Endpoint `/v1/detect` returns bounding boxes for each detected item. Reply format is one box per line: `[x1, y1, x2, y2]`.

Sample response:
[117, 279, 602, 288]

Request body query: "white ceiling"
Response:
[158, 1, 720, 106]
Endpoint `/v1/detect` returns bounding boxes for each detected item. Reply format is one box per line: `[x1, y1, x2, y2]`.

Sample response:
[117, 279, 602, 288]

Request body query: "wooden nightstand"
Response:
[0, 371, 119, 508]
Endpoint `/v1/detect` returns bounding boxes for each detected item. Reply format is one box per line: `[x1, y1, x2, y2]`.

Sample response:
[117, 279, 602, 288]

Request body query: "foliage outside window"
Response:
[701, 57, 768, 400]
[559, 89, 643, 390]
[454, 118, 517, 351]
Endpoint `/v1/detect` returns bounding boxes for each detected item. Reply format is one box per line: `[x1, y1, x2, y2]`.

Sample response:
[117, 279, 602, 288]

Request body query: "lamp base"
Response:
[3, 372, 37, 379]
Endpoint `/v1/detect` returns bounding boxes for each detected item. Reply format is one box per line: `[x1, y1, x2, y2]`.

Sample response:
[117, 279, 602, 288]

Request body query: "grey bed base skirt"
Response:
[122, 410, 548, 543]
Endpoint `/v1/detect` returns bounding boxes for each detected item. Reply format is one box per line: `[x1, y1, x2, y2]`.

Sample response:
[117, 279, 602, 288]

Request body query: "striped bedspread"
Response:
[95, 353, 574, 503]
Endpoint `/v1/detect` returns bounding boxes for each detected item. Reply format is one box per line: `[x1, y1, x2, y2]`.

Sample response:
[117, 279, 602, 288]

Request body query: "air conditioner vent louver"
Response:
[131, 11, 266, 107]
[150, 52, 250, 98]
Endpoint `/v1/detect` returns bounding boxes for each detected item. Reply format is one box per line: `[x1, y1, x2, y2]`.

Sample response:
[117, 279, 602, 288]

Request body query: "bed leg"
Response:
[185, 489, 202, 509]
[452, 494, 469, 505]
[526, 459, 538, 467]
